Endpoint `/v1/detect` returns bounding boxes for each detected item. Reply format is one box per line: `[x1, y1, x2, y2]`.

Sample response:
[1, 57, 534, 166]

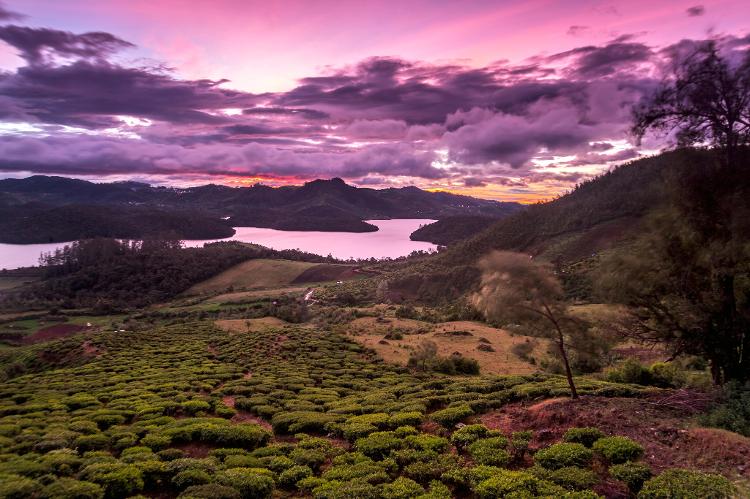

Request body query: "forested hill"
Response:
[436, 150, 699, 266]
[385, 149, 712, 302]
[0, 176, 520, 243]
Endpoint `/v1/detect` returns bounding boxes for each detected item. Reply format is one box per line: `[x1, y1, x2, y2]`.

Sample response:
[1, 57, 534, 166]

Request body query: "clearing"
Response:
[347, 318, 546, 375]
[185, 259, 318, 295]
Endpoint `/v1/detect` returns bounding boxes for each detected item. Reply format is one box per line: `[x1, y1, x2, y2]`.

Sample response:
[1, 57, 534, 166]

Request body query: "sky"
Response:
[0, 1, 747, 202]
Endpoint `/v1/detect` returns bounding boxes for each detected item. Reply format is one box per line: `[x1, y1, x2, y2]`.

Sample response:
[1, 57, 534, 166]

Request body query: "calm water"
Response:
[0, 219, 437, 270]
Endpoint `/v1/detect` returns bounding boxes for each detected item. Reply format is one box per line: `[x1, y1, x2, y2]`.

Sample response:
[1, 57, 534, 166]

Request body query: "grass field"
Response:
[185, 259, 319, 295]
[346, 318, 547, 375]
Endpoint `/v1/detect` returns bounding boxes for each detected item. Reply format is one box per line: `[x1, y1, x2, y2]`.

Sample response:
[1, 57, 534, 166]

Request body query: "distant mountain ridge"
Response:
[0, 176, 521, 243]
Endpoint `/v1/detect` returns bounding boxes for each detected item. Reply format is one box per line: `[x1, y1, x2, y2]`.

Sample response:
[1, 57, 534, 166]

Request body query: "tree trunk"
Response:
[556, 329, 579, 399]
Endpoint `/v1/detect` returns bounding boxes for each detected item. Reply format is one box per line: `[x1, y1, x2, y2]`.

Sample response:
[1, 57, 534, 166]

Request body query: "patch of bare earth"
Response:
[479, 392, 750, 480]
[348, 318, 546, 375]
[24, 323, 94, 344]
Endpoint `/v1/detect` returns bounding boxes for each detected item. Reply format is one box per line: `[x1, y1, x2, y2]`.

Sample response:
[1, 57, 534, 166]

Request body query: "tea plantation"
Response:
[0, 323, 736, 498]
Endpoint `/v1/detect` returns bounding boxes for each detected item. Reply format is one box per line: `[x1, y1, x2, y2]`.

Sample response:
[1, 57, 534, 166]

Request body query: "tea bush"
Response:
[638, 469, 735, 498]
[609, 461, 652, 493]
[534, 443, 594, 470]
[467, 436, 511, 466]
[563, 427, 605, 448]
[592, 436, 644, 464]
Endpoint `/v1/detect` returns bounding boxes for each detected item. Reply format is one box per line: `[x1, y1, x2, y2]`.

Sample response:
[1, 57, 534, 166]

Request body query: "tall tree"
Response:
[472, 251, 582, 399]
[632, 41, 750, 168]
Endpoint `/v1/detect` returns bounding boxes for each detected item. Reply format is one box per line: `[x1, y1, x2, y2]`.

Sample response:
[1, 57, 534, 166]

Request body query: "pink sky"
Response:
[0, 0, 748, 201]
[5, 0, 744, 92]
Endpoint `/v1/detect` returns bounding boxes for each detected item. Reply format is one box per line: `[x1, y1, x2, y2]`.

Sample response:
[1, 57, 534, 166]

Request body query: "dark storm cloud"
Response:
[0, 25, 134, 65]
[0, 2, 23, 21]
[550, 38, 653, 78]
[686, 5, 705, 16]
[0, 60, 258, 127]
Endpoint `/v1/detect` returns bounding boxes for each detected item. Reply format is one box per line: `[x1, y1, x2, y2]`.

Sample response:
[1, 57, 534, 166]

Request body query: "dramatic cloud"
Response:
[0, 2, 23, 21]
[0, 25, 133, 66]
[0, 6, 747, 199]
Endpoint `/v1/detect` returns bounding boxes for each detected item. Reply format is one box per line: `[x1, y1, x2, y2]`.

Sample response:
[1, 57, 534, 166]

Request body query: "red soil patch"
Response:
[81, 340, 104, 357]
[231, 412, 274, 431]
[24, 323, 92, 344]
[172, 442, 214, 458]
[243, 371, 253, 379]
[479, 392, 750, 480]
[222, 394, 274, 431]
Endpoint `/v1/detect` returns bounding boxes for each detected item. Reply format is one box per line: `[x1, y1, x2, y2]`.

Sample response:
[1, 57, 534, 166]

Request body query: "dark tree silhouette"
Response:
[632, 41, 750, 168]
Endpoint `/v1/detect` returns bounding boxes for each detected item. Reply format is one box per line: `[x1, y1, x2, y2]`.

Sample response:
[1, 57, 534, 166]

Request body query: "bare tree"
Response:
[472, 251, 581, 399]
[632, 41, 750, 167]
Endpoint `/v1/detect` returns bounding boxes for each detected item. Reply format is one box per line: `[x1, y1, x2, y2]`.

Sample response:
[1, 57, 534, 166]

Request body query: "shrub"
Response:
[200, 423, 271, 448]
[468, 437, 511, 467]
[510, 430, 533, 460]
[610, 462, 652, 493]
[451, 424, 500, 448]
[81, 463, 144, 499]
[563, 427, 605, 448]
[402, 454, 457, 483]
[430, 405, 473, 428]
[216, 468, 274, 499]
[179, 483, 241, 499]
[638, 469, 735, 498]
[649, 362, 686, 388]
[311, 479, 381, 499]
[289, 447, 328, 470]
[474, 470, 540, 498]
[534, 443, 593, 470]
[405, 434, 450, 453]
[355, 431, 404, 460]
[390, 411, 424, 428]
[605, 359, 652, 385]
[382, 477, 425, 498]
[278, 465, 313, 489]
[41, 478, 104, 499]
[268, 456, 295, 473]
[547, 466, 598, 490]
[0, 473, 42, 498]
[74, 433, 110, 452]
[700, 383, 750, 437]
[271, 411, 342, 434]
[592, 436, 644, 464]
[322, 461, 389, 484]
[172, 469, 212, 490]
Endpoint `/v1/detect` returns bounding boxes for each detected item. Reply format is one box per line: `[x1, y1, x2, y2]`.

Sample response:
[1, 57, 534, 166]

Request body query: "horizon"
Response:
[0, 1, 748, 202]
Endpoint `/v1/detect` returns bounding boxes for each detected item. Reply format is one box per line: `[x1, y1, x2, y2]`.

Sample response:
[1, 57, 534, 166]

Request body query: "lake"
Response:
[0, 219, 438, 269]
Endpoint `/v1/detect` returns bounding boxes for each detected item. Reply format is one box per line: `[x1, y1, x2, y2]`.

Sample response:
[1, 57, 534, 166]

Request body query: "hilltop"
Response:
[385, 149, 715, 302]
[0, 176, 520, 243]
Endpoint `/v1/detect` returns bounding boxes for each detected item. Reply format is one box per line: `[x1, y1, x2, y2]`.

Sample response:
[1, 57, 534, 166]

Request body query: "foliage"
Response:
[638, 469, 735, 499]
[563, 427, 605, 448]
[467, 437, 511, 467]
[610, 462, 652, 493]
[592, 436, 644, 464]
[430, 405, 474, 428]
[216, 468, 275, 499]
[474, 469, 541, 498]
[700, 382, 750, 437]
[473, 251, 585, 398]
[534, 443, 594, 470]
